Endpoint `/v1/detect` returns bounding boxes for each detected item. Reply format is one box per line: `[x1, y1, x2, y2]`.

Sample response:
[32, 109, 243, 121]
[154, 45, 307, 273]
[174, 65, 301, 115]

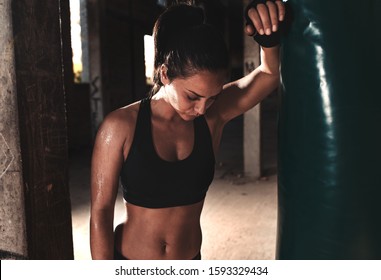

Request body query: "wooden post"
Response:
[11, 0, 74, 259]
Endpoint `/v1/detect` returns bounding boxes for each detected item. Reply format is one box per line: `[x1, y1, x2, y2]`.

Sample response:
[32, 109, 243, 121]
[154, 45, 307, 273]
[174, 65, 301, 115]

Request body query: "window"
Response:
[144, 35, 154, 85]
[69, 0, 89, 83]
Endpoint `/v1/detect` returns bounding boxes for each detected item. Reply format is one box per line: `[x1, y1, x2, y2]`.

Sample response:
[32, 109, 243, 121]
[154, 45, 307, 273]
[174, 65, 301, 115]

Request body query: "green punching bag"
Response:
[277, 0, 381, 259]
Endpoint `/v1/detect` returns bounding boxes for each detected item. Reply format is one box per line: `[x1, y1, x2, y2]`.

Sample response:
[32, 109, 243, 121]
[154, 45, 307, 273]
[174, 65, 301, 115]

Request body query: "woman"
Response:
[90, 0, 285, 260]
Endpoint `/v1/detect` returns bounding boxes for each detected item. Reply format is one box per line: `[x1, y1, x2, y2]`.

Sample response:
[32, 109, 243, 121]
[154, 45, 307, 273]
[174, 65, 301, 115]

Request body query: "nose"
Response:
[194, 102, 206, 116]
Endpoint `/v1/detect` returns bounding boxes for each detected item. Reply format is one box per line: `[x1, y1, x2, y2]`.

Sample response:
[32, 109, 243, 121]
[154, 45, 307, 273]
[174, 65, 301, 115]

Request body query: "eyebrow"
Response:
[188, 89, 220, 99]
[188, 90, 205, 98]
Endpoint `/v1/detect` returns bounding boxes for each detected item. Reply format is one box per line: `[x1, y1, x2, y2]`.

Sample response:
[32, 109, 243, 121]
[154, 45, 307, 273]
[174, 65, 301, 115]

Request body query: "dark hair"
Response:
[150, 3, 229, 95]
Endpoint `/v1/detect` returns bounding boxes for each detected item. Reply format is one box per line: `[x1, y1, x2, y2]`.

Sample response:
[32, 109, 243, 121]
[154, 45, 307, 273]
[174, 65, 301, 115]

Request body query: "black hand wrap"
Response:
[245, 0, 282, 48]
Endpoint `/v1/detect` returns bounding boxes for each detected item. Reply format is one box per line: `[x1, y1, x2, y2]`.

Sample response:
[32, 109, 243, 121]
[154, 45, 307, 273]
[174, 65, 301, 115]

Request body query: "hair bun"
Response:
[154, 4, 205, 43]
[150, 3, 229, 96]
[166, 4, 204, 29]
[153, 4, 205, 68]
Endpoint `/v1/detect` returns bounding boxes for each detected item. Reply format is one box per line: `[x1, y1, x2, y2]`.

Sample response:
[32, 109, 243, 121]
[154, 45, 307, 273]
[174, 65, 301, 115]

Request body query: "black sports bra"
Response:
[120, 97, 215, 208]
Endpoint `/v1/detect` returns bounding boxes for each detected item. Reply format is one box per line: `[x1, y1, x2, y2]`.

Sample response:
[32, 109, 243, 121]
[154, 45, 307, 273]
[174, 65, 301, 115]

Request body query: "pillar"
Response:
[87, 0, 105, 136]
[0, 0, 27, 260]
[0, 0, 74, 259]
[243, 0, 261, 179]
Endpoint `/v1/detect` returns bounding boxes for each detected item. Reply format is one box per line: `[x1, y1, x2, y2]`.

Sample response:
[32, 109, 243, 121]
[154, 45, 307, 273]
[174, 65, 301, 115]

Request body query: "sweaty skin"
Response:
[92, 71, 226, 260]
[90, 2, 284, 260]
[115, 201, 205, 259]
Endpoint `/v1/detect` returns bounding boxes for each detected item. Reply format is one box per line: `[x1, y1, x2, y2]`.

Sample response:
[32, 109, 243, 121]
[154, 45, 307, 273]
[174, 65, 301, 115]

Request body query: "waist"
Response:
[115, 201, 204, 260]
[114, 246, 201, 260]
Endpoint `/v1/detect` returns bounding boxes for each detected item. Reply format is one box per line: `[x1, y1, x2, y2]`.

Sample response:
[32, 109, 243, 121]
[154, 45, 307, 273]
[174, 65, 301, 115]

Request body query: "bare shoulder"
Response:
[94, 100, 141, 158]
[102, 101, 140, 130]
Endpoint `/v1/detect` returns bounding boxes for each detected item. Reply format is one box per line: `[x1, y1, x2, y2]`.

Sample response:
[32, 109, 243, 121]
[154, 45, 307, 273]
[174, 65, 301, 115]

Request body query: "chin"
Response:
[179, 113, 197, 121]
[183, 115, 197, 121]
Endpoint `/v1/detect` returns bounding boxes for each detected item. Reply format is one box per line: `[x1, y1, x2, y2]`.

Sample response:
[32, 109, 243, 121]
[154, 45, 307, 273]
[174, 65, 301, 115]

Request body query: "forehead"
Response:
[174, 70, 226, 96]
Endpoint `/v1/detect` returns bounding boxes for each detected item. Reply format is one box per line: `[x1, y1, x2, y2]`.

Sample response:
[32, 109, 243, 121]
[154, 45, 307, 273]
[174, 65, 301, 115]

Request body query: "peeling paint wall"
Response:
[0, 0, 28, 259]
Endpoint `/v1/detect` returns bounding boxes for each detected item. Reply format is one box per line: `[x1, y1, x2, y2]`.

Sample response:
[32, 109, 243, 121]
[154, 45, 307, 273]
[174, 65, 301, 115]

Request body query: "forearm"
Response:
[259, 45, 280, 76]
[90, 210, 115, 260]
[235, 46, 280, 95]
[216, 63, 280, 122]
[240, 46, 280, 103]
[236, 45, 280, 99]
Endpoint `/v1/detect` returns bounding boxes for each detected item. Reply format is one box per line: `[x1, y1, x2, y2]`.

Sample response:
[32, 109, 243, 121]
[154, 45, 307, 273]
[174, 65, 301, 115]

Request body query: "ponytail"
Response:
[150, 3, 229, 96]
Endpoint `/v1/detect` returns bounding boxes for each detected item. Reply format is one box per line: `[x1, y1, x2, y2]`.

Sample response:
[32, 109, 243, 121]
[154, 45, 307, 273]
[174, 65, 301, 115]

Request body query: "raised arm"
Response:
[210, 0, 285, 123]
[89, 111, 128, 259]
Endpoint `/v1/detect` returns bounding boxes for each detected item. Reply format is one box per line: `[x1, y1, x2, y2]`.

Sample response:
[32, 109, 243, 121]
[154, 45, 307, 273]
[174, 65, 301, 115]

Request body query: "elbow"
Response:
[270, 73, 280, 90]
[90, 207, 114, 228]
[259, 63, 280, 77]
[262, 69, 280, 92]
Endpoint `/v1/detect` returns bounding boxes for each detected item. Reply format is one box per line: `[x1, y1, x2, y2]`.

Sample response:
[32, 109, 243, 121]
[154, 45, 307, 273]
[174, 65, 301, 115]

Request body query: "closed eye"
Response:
[186, 90, 220, 102]
[187, 95, 199, 101]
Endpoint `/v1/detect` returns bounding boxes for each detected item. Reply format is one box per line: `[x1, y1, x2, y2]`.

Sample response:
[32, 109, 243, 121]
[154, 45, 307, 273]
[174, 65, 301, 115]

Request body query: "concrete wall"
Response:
[243, 0, 261, 179]
[0, 0, 28, 259]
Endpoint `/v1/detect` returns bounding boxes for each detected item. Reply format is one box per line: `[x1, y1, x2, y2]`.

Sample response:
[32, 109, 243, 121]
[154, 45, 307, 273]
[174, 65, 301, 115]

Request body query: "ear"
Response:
[160, 64, 170, 85]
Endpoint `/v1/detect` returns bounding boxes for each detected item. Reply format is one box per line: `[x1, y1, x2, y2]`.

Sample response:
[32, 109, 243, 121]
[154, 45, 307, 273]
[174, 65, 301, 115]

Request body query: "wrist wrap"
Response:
[245, 0, 281, 48]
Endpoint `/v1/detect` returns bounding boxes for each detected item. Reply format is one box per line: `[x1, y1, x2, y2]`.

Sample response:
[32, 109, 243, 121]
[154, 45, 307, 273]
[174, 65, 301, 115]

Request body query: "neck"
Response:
[150, 87, 182, 122]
